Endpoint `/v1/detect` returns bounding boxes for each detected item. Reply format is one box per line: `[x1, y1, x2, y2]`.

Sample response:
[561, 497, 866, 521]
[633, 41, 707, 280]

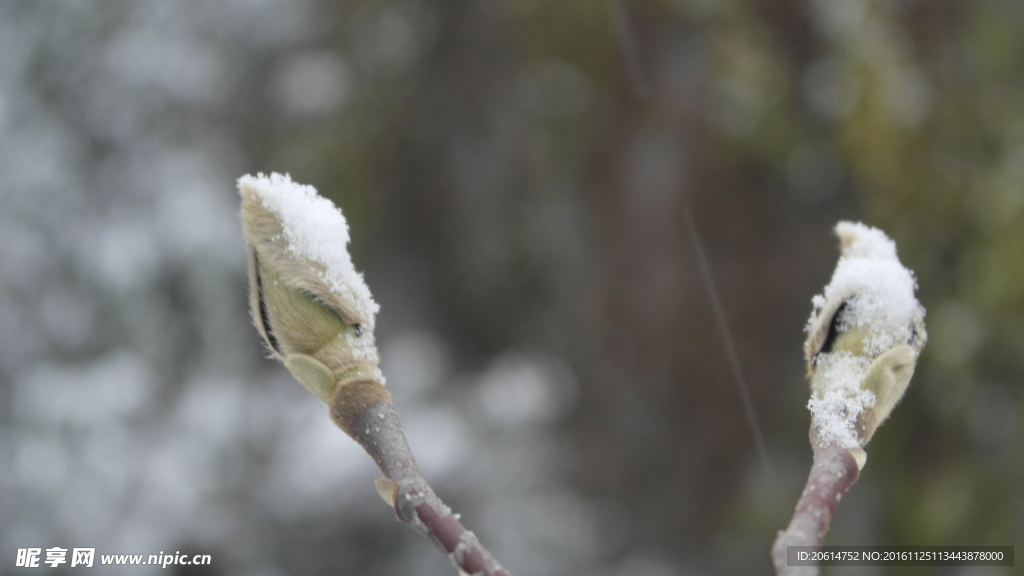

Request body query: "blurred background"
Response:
[1, 0, 1021, 574]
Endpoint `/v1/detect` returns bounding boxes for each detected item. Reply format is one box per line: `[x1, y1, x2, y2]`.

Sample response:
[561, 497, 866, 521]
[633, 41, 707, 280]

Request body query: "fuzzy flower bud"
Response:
[238, 173, 387, 414]
[803, 222, 926, 452]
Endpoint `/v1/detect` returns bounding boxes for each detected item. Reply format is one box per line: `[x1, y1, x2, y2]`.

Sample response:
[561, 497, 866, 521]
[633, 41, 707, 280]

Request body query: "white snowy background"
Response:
[0, 4, 616, 574]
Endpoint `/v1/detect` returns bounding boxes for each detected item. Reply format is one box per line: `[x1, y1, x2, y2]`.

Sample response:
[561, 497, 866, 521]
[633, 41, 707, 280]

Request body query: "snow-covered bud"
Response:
[803, 222, 926, 453]
[239, 173, 389, 428]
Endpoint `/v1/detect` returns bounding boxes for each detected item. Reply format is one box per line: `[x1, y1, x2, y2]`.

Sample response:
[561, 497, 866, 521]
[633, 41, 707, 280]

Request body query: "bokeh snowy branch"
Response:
[772, 222, 927, 576]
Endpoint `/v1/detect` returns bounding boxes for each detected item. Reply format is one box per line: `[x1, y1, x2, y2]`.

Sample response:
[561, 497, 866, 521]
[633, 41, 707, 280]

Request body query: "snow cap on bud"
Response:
[238, 173, 385, 406]
[803, 221, 926, 451]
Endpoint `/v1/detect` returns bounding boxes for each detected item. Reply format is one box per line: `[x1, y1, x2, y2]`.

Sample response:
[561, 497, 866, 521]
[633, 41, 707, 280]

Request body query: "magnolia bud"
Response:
[804, 222, 926, 451]
[238, 173, 389, 430]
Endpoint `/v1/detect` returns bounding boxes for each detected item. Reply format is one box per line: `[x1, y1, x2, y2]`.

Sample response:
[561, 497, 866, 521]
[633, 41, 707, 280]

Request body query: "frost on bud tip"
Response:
[238, 172, 386, 406]
[803, 221, 927, 451]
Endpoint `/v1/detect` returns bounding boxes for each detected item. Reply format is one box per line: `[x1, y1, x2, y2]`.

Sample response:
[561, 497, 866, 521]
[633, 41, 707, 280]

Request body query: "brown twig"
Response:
[771, 445, 860, 576]
[339, 397, 513, 576]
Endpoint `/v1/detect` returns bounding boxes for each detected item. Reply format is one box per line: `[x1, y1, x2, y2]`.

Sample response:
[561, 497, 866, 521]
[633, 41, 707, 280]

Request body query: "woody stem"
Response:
[771, 445, 860, 576]
[348, 401, 513, 576]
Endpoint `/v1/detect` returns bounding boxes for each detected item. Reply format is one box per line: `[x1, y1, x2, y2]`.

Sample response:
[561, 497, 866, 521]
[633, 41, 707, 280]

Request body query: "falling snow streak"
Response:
[606, 0, 651, 98]
[682, 202, 772, 472]
[604, 0, 772, 472]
